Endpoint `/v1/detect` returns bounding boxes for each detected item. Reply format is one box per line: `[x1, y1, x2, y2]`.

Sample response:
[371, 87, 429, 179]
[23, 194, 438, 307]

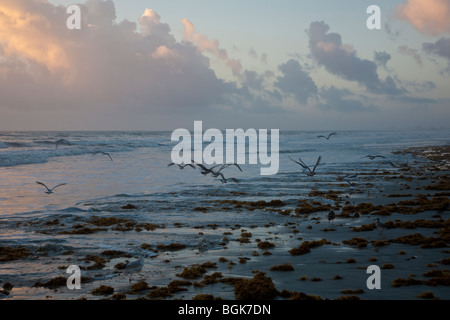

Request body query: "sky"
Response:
[0, 0, 449, 131]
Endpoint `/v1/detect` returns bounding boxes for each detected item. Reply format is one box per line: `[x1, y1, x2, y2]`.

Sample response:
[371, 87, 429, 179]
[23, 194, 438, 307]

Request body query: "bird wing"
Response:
[195, 163, 210, 172]
[50, 183, 67, 191]
[228, 178, 239, 183]
[232, 163, 243, 172]
[289, 156, 307, 169]
[106, 153, 113, 161]
[328, 132, 336, 139]
[317, 135, 326, 139]
[36, 181, 50, 191]
[167, 162, 175, 167]
[312, 156, 322, 173]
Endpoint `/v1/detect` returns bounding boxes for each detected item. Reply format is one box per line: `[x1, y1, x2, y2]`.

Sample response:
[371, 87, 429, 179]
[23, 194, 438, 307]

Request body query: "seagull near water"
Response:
[36, 181, 67, 194]
[328, 210, 336, 224]
[363, 155, 386, 160]
[168, 162, 196, 170]
[317, 132, 336, 140]
[55, 139, 71, 150]
[289, 155, 322, 177]
[121, 255, 145, 282]
[92, 151, 113, 161]
[215, 173, 239, 184]
[374, 218, 386, 235]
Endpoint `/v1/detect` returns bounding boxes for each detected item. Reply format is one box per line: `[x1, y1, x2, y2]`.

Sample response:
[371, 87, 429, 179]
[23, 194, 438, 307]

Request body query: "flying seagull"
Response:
[168, 162, 196, 170]
[317, 132, 336, 140]
[289, 155, 322, 177]
[194, 163, 222, 176]
[363, 155, 386, 160]
[380, 161, 397, 168]
[36, 181, 67, 194]
[210, 163, 243, 177]
[216, 173, 239, 184]
[92, 151, 113, 161]
[55, 139, 71, 150]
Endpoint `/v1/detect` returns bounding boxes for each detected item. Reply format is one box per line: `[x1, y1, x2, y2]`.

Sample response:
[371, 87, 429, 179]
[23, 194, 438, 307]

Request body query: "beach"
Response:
[0, 130, 449, 300]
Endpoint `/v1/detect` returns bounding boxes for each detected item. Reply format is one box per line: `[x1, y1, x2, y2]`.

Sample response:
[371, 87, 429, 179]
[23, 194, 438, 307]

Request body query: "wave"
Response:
[0, 133, 170, 167]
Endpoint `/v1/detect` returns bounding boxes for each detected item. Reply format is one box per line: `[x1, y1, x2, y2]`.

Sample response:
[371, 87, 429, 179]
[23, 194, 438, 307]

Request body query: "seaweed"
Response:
[129, 281, 150, 293]
[156, 243, 186, 251]
[340, 289, 364, 294]
[234, 272, 279, 300]
[91, 285, 114, 296]
[33, 276, 67, 289]
[192, 294, 222, 300]
[0, 246, 30, 262]
[342, 237, 368, 248]
[269, 263, 294, 271]
[257, 241, 275, 249]
[176, 265, 207, 279]
[289, 239, 331, 256]
[146, 287, 173, 299]
[279, 290, 322, 300]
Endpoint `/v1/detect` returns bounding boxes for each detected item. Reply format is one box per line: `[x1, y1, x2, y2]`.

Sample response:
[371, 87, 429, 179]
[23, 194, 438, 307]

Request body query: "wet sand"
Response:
[1, 145, 449, 300]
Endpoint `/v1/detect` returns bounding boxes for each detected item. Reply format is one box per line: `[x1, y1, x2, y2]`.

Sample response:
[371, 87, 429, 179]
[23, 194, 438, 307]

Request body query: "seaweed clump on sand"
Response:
[389, 231, 449, 249]
[156, 243, 186, 251]
[392, 269, 450, 287]
[294, 200, 331, 215]
[33, 276, 68, 289]
[146, 287, 173, 299]
[269, 263, 294, 271]
[91, 285, 114, 296]
[289, 239, 331, 256]
[257, 241, 275, 249]
[129, 281, 150, 293]
[176, 265, 208, 279]
[417, 291, 438, 299]
[234, 272, 279, 300]
[342, 238, 369, 248]
[0, 246, 30, 261]
[192, 294, 222, 300]
[279, 290, 322, 300]
[83, 255, 107, 270]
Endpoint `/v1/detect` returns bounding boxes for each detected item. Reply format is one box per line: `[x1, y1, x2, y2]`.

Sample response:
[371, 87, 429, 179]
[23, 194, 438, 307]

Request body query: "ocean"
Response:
[0, 129, 449, 299]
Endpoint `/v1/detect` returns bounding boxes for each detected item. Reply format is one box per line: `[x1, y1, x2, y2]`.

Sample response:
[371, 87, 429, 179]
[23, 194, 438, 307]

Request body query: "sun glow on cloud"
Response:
[397, 0, 450, 35]
[0, 0, 72, 77]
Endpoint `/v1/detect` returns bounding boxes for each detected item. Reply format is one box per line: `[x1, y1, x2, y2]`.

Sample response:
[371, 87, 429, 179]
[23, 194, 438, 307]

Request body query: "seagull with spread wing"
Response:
[317, 132, 336, 140]
[92, 151, 113, 161]
[36, 181, 67, 194]
[289, 155, 322, 177]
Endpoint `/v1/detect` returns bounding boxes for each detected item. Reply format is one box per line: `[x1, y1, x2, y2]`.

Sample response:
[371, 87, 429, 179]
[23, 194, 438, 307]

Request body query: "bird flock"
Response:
[27, 131, 406, 285]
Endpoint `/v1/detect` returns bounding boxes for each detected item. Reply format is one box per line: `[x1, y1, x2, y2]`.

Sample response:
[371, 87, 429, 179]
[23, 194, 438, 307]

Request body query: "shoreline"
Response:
[1, 144, 449, 300]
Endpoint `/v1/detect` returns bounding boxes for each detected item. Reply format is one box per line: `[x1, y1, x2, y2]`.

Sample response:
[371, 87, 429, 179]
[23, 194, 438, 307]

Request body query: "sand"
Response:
[0, 145, 449, 300]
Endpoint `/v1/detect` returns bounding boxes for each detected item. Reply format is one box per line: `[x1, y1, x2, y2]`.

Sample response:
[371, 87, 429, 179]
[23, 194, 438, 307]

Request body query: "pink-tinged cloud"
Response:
[397, 0, 450, 35]
[0, 0, 72, 78]
[181, 18, 242, 76]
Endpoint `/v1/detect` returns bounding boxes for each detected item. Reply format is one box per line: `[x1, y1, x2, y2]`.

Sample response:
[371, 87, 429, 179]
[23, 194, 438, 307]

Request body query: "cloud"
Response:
[318, 86, 377, 113]
[423, 37, 450, 73]
[274, 59, 318, 105]
[398, 45, 423, 65]
[306, 21, 402, 95]
[374, 51, 392, 69]
[397, 0, 450, 35]
[0, 0, 242, 119]
[423, 37, 450, 60]
[181, 18, 242, 76]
